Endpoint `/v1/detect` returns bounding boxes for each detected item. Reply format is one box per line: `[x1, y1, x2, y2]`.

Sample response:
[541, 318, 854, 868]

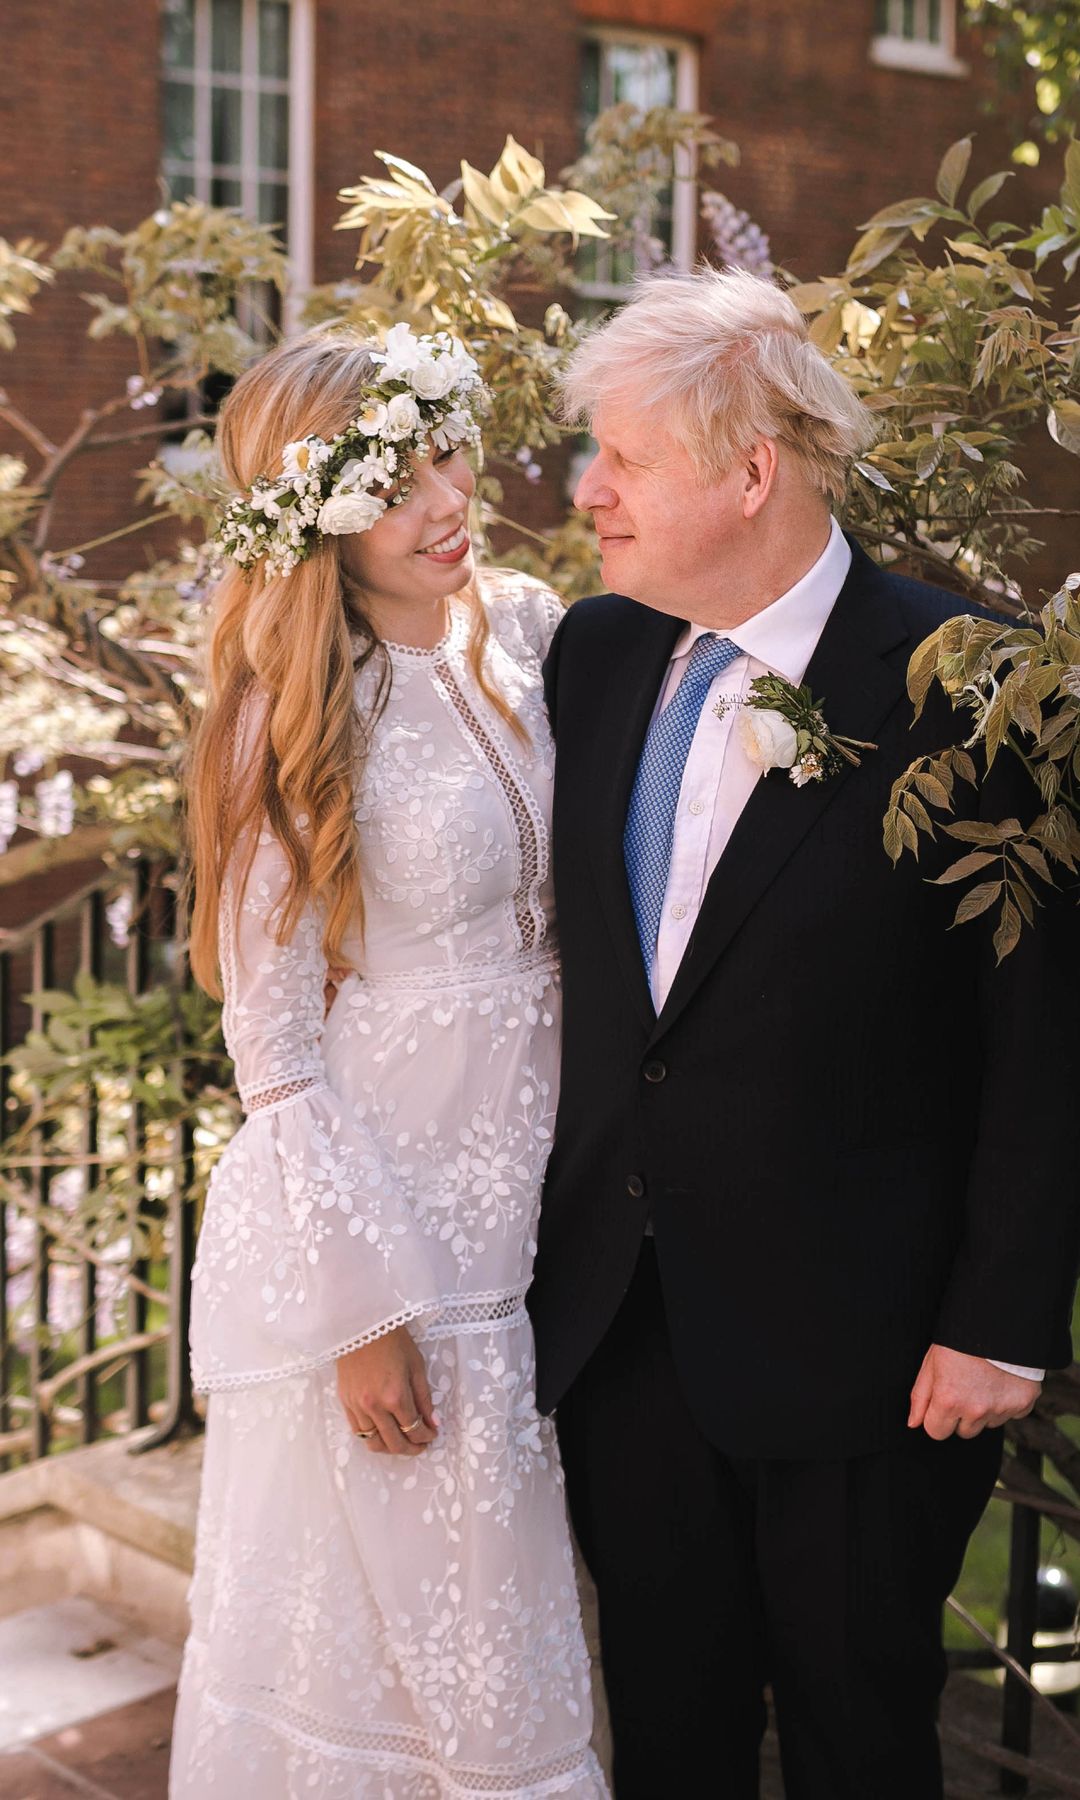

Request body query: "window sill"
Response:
[869, 34, 969, 77]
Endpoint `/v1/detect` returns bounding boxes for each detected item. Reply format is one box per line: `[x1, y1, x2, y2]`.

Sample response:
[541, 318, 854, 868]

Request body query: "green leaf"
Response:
[937, 138, 973, 208]
[854, 459, 896, 492]
[1048, 400, 1080, 456]
[942, 821, 1011, 845]
[967, 171, 1013, 219]
[913, 771, 953, 809]
[1063, 138, 1080, 223]
[931, 850, 999, 884]
[992, 896, 1022, 963]
[951, 880, 1002, 926]
[1012, 841, 1053, 885]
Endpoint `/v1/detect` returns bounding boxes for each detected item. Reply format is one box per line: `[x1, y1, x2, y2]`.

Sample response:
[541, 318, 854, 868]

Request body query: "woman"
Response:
[170, 324, 606, 1798]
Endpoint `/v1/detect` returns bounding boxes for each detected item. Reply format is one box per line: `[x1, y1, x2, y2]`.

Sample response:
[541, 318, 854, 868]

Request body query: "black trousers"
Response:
[555, 1241, 1003, 1800]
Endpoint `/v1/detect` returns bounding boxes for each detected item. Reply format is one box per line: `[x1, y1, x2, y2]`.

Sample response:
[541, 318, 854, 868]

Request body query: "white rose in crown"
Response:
[384, 392, 423, 439]
[737, 707, 799, 772]
[317, 490, 386, 536]
[409, 357, 458, 401]
[377, 322, 424, 382]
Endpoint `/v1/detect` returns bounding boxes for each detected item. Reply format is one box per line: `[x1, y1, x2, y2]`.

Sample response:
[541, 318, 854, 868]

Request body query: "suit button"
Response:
[643, 1059, 667, 1083]
[626, 1175, 646, 1199]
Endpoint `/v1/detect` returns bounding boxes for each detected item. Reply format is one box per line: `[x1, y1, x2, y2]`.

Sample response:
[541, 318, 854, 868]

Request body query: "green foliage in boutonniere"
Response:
[736, 673, 879, 788]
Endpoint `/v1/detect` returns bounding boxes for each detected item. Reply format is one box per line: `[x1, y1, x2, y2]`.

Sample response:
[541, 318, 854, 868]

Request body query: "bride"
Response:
[170, 323, 606, 1798]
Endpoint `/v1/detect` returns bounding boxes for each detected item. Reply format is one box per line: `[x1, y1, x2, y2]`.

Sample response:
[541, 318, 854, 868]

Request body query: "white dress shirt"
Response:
[641, 517, 1042, 1384]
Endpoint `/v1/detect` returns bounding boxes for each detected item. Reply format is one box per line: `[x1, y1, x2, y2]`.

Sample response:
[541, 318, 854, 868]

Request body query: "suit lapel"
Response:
[584, 601, 682, 1030]
[647, 545, 910, 1048]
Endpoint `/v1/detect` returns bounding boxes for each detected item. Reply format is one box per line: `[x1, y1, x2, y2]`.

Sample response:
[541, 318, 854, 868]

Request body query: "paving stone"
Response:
[0, 1599, 179, 1754]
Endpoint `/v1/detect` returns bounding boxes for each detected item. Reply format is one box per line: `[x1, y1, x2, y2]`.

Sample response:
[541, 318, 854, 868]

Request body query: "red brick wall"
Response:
[2, 3, 165, 569]
[0, 2, 1070, 596]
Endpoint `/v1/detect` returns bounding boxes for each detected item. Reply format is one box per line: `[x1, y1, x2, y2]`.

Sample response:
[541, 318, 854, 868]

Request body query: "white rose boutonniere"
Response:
[740, 673, 878, 787]
[736, 708, 799, 772]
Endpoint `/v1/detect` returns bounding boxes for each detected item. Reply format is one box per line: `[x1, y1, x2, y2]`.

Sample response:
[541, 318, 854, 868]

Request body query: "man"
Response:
[527, 267, 1078, 1798]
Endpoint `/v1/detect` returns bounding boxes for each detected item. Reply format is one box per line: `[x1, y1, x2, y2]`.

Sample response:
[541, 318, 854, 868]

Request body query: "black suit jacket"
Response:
[528, 539, 1079, 1459]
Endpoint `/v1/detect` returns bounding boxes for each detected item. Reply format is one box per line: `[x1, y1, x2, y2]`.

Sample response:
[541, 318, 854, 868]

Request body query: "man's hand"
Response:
[336, 1325, 438, 1456]
[908, 1344, 1040, 1441]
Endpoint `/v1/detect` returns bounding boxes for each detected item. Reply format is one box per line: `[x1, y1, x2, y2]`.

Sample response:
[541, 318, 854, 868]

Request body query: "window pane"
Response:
[211, 84, 244, 166]
[163, 80, 197, 165]
[874, 0, 890, 32]
[259, 0, 290, 78]
[259, 90, 289, 170]
[211, 0, 243, 72]
[901, 0, 916, 38]
[162, 0, 195, 70]
[259, 181, 288, 237]
[927, 0, 941, 41]
[164, 167, 196, 203]
[211, 175, 243, 207]
[608, 43, 676, 110]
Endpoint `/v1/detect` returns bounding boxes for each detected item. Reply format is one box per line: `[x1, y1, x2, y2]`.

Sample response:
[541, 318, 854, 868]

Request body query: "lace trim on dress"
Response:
[199, 1675, 603, 1798]
[418, 1285, 529, 1339]
[432, 657, 548, 953]
[239, 1074, 328, 1116]
[359, 950, 559, 994]
[191, 1296, 441, 1393]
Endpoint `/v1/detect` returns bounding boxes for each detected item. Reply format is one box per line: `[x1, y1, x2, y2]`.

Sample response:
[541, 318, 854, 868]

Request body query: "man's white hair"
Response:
[559, 265, 878, 506]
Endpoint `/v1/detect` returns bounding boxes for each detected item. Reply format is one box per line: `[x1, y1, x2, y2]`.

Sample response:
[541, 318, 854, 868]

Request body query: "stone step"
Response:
[0, 1434, 202, 1647]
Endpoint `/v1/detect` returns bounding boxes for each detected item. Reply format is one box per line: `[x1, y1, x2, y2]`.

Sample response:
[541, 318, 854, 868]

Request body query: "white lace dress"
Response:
[170, 570, 606, 1799]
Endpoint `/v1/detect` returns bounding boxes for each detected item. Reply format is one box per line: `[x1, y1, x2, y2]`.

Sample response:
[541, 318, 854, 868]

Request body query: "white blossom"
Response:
[35, 768, 75, 837]
[384, 393, 423, 440]
[353, 401, 389, 438]
[106, 889, 134, 947]
[410, 357, 458, 401]
[0, 779, 18, 851]
[376, 322, 425, 382]
[317, 490, 386, 536]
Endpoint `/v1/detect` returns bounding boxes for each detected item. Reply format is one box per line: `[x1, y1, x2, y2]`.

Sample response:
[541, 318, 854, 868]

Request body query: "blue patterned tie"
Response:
[623, 633, 743, 973]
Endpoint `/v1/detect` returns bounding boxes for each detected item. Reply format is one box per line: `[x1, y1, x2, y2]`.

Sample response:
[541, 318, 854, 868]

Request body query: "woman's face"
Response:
[338, 440, 476, 628]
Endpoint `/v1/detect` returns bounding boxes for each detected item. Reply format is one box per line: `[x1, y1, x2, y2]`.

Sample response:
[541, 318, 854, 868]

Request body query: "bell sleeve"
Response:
[190, 747, 442, 1394]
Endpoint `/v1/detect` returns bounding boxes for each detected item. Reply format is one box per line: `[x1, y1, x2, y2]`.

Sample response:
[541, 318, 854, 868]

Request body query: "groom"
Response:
[527, 268, 1079, 1798]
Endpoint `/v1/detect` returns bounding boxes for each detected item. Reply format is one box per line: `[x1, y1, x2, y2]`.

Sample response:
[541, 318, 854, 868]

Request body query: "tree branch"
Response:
[81, 412, 217, 452]
[0, 389, 56, 460]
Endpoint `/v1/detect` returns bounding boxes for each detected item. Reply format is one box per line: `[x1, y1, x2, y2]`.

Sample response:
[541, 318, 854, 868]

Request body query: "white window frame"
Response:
[161, 0, 314, 327]
[577, 26, 699, 304]
[870, 0, 968, 77]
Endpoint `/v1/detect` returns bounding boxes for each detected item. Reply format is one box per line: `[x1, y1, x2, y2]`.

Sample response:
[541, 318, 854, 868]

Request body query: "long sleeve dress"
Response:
[169, 568, 607, 1800]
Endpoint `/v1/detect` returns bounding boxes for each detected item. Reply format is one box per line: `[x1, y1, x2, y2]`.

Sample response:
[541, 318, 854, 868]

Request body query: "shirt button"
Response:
[688, 799, 705, 816]
[670, 902, 687, 921]
[643, 1060, 667, 1083]
[626, 1175, 646, 1199]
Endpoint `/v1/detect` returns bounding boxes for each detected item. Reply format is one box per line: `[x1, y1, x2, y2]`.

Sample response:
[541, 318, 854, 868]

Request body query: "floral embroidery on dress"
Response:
[174, 570, 606, 1797]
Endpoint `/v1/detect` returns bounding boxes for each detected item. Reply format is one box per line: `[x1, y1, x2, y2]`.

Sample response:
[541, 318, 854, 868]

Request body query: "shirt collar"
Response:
[671, 517, 852, 685]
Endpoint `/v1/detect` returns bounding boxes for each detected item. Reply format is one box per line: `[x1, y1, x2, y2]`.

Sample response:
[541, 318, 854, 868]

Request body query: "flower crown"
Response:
[216, 325, 486, 578]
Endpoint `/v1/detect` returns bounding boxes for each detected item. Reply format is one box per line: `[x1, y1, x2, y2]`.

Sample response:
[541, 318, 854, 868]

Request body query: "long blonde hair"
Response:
[187, 326, 518, 998]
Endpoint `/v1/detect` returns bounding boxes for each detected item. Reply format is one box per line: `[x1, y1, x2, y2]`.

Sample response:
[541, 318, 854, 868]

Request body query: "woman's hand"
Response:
[336, 1325, 438, 1455]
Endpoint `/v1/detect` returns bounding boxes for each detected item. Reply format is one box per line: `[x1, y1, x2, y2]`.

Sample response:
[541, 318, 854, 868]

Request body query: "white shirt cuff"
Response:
[987, 1359, 1044, 1383]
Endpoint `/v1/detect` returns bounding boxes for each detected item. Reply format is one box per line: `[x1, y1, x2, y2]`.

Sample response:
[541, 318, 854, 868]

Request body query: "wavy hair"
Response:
[187, 326, 518, 998]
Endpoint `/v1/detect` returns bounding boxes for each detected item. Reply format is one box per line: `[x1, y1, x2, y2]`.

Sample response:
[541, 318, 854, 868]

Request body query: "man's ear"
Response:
[741, 439, 779, 520]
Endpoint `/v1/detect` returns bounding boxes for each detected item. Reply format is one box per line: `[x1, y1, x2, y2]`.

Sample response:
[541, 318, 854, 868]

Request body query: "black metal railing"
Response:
[0, 861, 199, 1470]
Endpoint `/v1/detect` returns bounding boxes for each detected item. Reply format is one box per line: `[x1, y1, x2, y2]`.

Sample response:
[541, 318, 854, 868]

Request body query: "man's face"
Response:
[573, 399, 746, 616]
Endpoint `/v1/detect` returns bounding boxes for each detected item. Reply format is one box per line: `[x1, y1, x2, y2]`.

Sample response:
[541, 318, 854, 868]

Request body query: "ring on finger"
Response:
[354, 1425, 378, 1440]
[400, 1417, 425, 1435]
